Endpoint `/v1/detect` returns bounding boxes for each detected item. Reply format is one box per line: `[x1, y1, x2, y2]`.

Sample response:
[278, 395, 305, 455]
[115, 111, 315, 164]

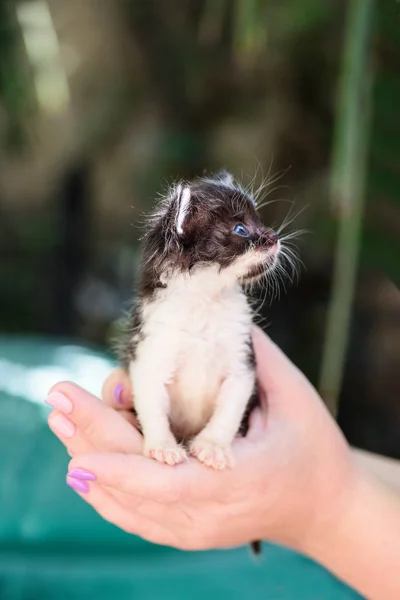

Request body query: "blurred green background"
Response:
[0, 0, 399, 598]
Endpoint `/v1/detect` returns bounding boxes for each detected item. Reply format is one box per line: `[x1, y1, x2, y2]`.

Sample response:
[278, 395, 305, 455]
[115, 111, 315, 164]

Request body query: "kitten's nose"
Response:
[260, 230, 278, 247]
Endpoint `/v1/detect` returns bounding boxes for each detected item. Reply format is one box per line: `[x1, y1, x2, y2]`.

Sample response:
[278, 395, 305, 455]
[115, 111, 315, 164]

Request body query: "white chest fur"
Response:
[130, 268, 255, 441]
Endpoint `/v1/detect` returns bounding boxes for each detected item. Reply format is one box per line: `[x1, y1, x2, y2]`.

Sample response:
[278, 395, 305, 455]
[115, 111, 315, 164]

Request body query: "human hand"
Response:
[46, 327, 358, 553]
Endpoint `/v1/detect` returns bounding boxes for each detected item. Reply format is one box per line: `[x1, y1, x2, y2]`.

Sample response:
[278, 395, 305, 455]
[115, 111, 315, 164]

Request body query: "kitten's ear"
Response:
[174, 183, 192, 235]
[215, 170, 234, 186]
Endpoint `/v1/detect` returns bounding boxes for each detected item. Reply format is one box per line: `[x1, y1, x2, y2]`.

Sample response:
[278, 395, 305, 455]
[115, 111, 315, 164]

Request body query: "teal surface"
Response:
[0, 336, 364, 600]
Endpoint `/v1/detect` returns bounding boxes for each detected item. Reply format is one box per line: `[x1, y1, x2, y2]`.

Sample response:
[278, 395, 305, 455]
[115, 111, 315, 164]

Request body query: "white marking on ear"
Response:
[174, 183, 182, 199]
[176, 186, 191, 235]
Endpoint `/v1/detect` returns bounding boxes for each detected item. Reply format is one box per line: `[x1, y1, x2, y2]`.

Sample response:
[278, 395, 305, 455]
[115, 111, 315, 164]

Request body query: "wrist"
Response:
[298, 456, 362, 558]
[298, 463, 400, 599]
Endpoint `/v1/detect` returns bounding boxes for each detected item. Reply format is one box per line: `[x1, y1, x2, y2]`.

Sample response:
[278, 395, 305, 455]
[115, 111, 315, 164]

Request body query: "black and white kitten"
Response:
[119, 171, 285, 555]
[119, 171, 281, 471]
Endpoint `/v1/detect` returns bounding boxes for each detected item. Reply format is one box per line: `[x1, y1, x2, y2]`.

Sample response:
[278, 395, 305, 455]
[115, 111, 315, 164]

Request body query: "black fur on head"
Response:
[139, 172, 280, 296]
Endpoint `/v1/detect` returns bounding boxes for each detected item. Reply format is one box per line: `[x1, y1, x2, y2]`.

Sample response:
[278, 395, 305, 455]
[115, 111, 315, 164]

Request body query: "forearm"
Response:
[352, 447, 400, 494]
[301, 468, 400, 600]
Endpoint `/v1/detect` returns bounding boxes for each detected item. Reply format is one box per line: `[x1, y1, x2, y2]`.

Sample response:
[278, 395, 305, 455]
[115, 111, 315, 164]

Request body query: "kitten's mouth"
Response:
[239, 242, 280, 283]
[240, 263, 267, 283]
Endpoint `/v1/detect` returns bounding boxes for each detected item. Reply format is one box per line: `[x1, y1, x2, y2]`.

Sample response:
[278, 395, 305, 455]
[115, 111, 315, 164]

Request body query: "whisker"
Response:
[254, 184, 292, 207]
[279, 228, 309, 242]
[256, 198, 295, 211]
[277, 204, 309, 234]
[254, 165, 291, 199]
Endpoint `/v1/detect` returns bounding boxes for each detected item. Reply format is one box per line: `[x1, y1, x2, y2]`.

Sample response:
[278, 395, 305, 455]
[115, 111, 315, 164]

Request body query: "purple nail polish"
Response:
[114, 383, 124, 405]
[68, 468, 96, 481]
[67, 477, 89, 494]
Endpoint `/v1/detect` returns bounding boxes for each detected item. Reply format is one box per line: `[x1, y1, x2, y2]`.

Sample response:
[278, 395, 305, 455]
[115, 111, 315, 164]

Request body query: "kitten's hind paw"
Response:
[144, 443, 188, 466]
[189, 439, 233, 470]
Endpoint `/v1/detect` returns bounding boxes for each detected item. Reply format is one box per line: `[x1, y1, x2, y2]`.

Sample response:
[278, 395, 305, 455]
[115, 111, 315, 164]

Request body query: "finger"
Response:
[101, 368, 133, 410]
[65, 474, 173, 546]
[47, 408, 138, 457]
[68, 453, 183, 502]
[67, 467, 188, 544]
[46, 382, 142, 454]
[97, 483, 191, 536]
[67, 452, 224, 503]
[48, 409, 92, 456]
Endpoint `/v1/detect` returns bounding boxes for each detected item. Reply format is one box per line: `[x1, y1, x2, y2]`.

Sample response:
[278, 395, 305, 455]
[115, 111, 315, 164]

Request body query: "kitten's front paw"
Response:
[189, 439, 233, 470]
[144, 442, 188, 466]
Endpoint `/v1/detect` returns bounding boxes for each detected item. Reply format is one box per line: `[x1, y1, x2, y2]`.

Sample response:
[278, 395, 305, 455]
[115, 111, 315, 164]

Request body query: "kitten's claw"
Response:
[189, 440, 233, 470]
[145, 444, 187, 466]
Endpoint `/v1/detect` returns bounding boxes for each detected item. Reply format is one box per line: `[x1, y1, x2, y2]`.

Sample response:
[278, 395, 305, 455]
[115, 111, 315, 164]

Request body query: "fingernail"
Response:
[68, 468, 96, 481]
[45, 391, 73, 414]
[67, 477, 89, 494]
[114, 384, 124, 405]
[49, 413, 75, 438]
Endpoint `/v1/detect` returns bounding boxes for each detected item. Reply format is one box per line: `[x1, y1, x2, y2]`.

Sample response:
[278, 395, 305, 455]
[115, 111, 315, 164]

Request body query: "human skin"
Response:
[46, 327, 400, 600]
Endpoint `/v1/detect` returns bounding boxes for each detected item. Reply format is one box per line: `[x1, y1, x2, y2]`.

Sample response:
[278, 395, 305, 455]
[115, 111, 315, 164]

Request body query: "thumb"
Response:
[253, 326, 323, 418]
[246, 406, 267, 440]
[252, 326, 306, 394]
[68, 452, 184, 502]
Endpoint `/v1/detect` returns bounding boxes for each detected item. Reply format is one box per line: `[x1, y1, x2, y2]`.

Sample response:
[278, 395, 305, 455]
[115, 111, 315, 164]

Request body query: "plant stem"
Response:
[319, 0, 375, 417]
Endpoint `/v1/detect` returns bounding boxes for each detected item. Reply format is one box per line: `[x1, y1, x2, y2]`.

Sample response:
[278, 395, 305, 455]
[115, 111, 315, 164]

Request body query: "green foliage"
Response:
[319, 0, 375, 414]
[362, 2, 400, 286]
[0, 0, 34, 150]
[232, 0, 267, 61]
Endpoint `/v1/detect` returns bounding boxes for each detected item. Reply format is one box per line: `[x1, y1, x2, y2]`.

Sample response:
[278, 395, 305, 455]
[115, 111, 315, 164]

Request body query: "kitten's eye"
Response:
[233, 223, 250, 238]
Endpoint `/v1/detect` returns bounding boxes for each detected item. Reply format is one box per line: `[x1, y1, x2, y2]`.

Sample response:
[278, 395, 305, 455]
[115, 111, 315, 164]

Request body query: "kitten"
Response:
[119, 171, 284, 554]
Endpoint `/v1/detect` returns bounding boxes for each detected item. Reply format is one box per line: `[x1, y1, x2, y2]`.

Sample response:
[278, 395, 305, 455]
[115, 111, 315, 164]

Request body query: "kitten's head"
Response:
[142, 171, 281, 291]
